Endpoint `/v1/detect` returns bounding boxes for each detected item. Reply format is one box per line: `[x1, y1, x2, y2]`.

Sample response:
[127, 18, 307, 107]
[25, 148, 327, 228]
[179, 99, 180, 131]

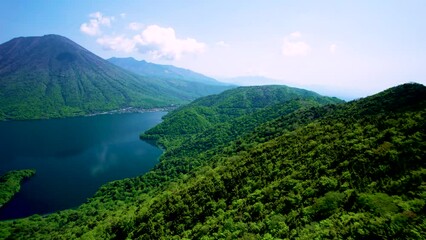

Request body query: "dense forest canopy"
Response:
[0, 83, 424, 239]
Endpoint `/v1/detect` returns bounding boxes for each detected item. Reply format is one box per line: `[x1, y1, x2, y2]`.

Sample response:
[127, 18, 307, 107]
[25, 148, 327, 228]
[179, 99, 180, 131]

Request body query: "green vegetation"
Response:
[0, 83, 425, 239]
[0, 169, 35, 208]
[0, 35, 233, 120]
[141, 85, 342, 148]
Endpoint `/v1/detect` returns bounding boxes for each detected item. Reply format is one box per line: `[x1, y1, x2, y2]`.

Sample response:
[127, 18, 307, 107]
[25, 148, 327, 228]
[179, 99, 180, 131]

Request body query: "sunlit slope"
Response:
[132, 83, 426, 239]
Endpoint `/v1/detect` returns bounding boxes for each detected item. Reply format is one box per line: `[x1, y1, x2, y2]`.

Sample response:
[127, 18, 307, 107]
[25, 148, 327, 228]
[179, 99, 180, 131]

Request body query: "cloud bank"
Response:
[81, 12, 205, 60]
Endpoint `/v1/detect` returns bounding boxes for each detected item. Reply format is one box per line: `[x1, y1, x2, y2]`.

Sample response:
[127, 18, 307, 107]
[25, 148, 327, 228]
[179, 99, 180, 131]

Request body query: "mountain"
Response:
[0, 35, 232, 120]
[108, 57, 229, 86]
[1, 83, 425, 239]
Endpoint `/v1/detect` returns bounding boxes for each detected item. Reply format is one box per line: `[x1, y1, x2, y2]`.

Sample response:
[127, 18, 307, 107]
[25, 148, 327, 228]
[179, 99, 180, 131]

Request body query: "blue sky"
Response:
[1, 0, 425, 99]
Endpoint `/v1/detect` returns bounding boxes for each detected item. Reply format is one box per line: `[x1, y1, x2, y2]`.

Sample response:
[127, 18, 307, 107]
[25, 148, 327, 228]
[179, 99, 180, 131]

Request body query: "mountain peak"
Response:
[5, 34, 77, 47]
[0, 34, 100, 76]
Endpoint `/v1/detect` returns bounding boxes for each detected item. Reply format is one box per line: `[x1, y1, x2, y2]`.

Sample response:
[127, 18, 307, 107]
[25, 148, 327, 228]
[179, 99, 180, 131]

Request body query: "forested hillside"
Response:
[142, 85, 342, 148]
[0, 83, 424, 239]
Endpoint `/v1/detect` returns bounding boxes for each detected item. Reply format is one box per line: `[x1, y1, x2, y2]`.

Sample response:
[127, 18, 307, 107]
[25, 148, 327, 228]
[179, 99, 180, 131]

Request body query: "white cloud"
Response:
[89, 12, 114, 26]
[80, 11, 205, 60]
[128, 22, 144, 31]
[216, 41, 230, 47]
[97, 35, 136, 53]
[80, 20, 101, 36]
[133, 25, 206, 60]
[281, 32, 311, 57]
[80, 12, 114, 36]
[329, 43, 337, 54]
[94, 24, 205, 60]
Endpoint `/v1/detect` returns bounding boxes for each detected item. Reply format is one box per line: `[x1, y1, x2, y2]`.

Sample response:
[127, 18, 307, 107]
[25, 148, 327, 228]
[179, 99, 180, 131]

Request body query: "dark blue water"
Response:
[0, 112, 166, 220]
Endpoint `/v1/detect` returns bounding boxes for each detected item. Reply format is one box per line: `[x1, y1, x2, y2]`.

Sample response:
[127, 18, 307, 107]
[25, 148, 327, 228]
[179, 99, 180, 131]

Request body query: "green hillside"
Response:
[142, 85, 342, 151]
[0, 35, 232, 120]
[0, 83, 425, 239]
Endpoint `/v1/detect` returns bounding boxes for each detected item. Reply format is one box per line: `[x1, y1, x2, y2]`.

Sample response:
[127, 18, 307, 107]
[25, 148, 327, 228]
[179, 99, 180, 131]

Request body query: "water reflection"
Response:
[91, 144, 116, 176]
[0, 112, 165, 220]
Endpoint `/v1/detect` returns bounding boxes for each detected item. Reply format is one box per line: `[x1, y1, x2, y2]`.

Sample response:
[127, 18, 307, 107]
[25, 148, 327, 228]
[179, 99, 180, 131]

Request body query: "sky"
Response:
[1, 0, 425, 99]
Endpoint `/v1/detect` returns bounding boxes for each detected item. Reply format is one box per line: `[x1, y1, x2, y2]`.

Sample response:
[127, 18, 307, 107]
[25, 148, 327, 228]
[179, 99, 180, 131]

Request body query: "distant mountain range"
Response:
[0, 34, 233, 120]
[108, 57, 228, 86]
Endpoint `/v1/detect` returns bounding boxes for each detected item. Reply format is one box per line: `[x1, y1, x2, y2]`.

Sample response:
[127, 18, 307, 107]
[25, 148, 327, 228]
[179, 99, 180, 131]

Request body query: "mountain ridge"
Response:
[108, 57, 229, 86]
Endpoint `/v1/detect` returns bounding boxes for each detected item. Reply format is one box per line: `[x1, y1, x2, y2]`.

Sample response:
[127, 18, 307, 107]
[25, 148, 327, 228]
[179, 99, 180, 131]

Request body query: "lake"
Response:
[0, 112, 166, 220]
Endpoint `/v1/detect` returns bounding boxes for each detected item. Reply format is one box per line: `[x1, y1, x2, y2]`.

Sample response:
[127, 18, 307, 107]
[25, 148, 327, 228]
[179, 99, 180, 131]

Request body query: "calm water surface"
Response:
[0, 112, 166, 220]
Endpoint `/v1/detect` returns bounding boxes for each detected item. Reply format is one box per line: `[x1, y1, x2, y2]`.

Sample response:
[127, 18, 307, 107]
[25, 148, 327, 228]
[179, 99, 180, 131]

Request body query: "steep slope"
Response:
[0, 35, 231, 120]
[126, 83, 426, 239]
[0, 83, 424, 240]
[108, 57, 228, 86]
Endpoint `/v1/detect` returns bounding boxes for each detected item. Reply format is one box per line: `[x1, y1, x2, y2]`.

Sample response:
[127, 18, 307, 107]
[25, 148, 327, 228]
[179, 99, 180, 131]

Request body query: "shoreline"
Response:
[85, 106, 178, 117]
[1, 106, 178, 122]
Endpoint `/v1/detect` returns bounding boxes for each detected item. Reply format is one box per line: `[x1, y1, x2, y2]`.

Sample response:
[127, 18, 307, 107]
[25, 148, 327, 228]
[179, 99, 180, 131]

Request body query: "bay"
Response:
[0, 112, 166, 220]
